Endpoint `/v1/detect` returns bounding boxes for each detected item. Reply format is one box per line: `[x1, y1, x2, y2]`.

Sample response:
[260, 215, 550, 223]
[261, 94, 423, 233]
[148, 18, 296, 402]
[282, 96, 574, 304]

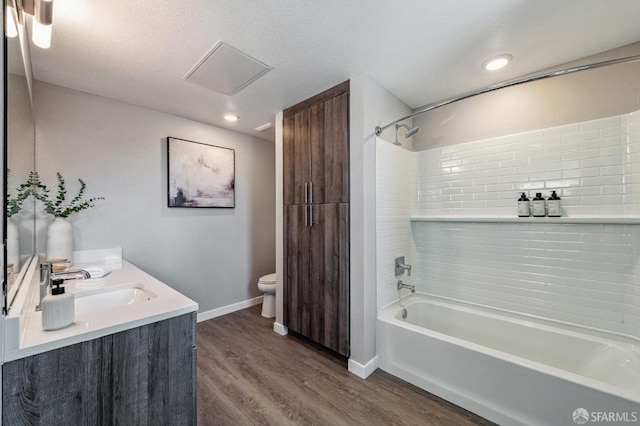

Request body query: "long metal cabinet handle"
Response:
[309, 182, 313, 204]
[304, 182, 308, 205]
[309, 205, 314, 227]
[304, 204, 309, 227]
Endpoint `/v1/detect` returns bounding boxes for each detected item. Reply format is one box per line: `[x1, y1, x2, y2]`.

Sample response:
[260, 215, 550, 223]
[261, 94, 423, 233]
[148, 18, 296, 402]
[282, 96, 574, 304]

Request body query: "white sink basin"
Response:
[74, 283, 157, 314]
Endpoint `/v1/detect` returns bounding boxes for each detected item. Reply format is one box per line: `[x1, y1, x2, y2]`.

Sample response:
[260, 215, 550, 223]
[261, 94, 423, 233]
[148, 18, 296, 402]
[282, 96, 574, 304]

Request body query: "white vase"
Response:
[7, 218, 20, 273]
[47, 217, 73, 264]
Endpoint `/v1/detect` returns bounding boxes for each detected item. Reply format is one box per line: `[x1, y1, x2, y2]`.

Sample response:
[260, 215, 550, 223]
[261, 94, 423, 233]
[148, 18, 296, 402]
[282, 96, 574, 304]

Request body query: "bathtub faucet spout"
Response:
[397, 280, 415, 293]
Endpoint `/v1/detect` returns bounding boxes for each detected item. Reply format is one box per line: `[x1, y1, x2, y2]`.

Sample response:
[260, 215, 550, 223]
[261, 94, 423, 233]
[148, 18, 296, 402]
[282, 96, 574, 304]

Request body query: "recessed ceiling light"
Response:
[224, 114, 239, 122]
[482, 54, 513, 71]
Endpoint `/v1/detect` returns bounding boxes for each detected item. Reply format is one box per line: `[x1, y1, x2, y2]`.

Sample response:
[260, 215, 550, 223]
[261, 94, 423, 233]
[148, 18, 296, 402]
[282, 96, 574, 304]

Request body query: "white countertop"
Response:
[4, 255, 198, 362]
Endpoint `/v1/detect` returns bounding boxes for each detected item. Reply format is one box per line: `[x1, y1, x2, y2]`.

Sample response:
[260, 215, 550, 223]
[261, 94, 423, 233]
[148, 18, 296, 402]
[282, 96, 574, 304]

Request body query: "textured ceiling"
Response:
[27, 0, 640, 141]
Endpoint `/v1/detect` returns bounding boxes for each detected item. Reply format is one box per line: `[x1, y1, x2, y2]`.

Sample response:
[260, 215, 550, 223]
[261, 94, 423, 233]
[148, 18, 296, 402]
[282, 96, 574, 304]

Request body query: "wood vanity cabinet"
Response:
[2, 312, 196, 426]
[283, 81, 350, 357]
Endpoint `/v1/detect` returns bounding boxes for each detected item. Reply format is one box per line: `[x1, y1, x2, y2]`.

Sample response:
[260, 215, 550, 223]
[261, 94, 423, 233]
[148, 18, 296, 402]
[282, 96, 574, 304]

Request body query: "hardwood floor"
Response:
[197, 306, 493, 426]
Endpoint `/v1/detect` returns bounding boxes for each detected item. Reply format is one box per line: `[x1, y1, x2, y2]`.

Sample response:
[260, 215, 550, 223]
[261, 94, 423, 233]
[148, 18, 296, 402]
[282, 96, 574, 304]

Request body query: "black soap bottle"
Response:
[547, 190, 561, 217]
[517, 193, 530, 217]
[532, 193, 546, 217]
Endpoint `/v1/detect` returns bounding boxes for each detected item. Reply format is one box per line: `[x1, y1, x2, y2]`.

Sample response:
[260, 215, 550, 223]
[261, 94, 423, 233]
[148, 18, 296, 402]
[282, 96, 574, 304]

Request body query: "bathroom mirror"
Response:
[4, 27, 36, 311]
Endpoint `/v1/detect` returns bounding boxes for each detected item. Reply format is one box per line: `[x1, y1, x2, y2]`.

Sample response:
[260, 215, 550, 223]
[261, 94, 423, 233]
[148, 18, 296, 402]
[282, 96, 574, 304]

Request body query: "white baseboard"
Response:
[273, 322, 288, 336]
[197, 296, 263, 323]
[348, 356, 378, 379]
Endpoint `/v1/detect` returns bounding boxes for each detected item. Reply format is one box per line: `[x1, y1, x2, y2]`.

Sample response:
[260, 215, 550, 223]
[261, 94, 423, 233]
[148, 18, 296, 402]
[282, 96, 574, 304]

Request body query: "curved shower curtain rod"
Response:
[374, 54, 640, 137]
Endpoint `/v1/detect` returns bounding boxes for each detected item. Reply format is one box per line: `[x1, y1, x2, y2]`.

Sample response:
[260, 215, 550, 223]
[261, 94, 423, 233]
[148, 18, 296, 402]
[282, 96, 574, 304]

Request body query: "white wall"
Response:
[33, 81, 276, 314]
[413, 42, 640, 151]
[348, 75, 412, 376]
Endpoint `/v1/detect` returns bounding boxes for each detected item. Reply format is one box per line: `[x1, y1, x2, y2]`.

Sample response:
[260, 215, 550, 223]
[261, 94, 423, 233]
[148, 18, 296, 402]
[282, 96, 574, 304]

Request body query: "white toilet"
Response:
[257, 273, 276, 318]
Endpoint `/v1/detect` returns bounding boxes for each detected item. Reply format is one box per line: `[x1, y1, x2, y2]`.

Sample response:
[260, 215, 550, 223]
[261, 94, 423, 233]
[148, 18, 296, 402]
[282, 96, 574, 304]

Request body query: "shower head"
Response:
[405, 126, 419, 137]
[396, 123, 419, 136]
[394, 123, 420, 145]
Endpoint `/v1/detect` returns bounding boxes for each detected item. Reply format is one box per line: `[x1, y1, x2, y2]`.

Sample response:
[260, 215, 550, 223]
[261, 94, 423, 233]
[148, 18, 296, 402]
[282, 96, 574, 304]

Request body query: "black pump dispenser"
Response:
[517, 192, 530, 217]
[532, 192, 546, 217]
[51, 278, 65, 295]
[548, 190, 562, 217]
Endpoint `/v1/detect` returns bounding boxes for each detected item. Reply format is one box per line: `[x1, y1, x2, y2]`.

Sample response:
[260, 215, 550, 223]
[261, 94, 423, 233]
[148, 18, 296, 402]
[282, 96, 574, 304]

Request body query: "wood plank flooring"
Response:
[197, 306, 494, 426]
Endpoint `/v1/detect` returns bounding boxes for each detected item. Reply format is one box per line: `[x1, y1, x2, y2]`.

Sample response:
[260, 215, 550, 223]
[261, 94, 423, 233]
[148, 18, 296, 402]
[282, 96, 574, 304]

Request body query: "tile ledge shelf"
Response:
[410, 216, 640, 224]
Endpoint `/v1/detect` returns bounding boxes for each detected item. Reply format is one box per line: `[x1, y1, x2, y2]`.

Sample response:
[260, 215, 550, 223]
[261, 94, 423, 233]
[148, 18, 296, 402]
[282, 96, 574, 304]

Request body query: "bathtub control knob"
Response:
[395, 256, 412, 277]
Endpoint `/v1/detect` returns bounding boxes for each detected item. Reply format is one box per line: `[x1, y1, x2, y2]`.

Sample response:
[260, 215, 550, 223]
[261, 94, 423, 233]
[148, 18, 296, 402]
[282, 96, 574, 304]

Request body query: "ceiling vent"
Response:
[185, 41, 272, 96]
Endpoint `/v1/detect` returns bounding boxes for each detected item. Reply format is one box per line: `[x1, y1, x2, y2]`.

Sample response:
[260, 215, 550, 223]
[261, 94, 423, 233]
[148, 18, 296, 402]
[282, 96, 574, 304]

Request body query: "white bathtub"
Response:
[377, 294, 640, 426]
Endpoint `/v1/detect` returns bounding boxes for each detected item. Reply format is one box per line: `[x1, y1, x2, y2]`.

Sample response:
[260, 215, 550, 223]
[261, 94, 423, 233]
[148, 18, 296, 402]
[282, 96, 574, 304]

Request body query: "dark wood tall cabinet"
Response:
[283, 81, 350, 356]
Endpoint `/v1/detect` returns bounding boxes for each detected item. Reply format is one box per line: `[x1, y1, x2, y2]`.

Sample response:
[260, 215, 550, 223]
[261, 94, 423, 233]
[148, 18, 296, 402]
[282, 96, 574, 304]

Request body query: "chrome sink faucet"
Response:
[53, 269, 91, 280]
[36, 263, 53, 311]
[36, 264, 90, 311]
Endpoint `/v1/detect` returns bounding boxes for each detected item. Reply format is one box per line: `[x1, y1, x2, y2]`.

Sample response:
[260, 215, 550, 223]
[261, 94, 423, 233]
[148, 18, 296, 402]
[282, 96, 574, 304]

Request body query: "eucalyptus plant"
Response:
[6, 175, 33, 218]
[30, 172, 104, 218]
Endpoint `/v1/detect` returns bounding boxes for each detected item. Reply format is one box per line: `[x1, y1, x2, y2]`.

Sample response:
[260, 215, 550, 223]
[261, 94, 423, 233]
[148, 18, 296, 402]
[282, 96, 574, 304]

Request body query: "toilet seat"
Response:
[258, 273, 276, 284]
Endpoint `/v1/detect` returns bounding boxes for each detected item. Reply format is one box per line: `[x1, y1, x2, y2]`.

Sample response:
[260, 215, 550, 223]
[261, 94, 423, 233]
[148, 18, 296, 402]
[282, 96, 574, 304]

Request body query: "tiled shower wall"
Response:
[376, 139, 418, 309]
[376, 111, 640, 337]
[418, 111, 640, 216]
[414, 222, 640, 337]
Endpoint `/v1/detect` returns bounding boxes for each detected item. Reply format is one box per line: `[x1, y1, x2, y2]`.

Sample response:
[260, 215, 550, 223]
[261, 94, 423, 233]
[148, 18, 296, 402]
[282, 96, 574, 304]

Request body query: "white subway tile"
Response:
[561, 167, 601, 178]
[544, 179, 580, 188]
[600, 145, 627, 157]
[580, 116, 621, 132]
[529, 154, 563, 165]
[562, 149, 600, 161]
[581, 136, 621, 150]
[545, 160, 580, 171]
[581, 156, 622, 168]
[545, 142, 580, 154]
[581, 175, 621, 186]
[544, 123, 580, 137]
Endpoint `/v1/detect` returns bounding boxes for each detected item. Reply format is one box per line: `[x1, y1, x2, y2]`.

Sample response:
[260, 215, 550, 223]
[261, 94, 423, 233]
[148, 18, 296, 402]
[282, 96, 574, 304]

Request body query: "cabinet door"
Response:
[2, 313, 196, 425]
[310, 93, 349, 204]
[309, 203, 349, 356]
[283, 109, 311, 205]
[283, 204, 311, 336]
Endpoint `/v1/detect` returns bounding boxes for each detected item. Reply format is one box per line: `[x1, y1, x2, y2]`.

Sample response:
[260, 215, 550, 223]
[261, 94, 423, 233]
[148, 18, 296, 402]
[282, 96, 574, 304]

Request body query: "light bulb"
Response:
[5, 6, 18, 38]
[33, 0, 53, 49]
[482, 54, 513, 71]
[32, 18, 52, 48]
[224, 114, 239, 122]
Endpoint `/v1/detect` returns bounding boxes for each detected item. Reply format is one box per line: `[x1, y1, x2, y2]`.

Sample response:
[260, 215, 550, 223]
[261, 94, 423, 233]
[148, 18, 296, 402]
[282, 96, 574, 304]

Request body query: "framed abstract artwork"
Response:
[167, 137, 235, 208]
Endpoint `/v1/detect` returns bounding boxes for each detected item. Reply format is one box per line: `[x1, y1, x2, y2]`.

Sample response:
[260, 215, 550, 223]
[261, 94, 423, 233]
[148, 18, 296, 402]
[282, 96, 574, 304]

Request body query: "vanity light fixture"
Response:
[5, 4, 18, 38]
[482, 54, 513, 71]
[32, 0, 53, 49]
[6, 0, 54, 49]
[224, 114, 239, 122]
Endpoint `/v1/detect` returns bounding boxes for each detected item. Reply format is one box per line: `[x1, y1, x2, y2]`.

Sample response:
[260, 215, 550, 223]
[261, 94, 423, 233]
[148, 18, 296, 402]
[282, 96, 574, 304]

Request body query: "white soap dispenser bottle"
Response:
[42, 278, 75, 331]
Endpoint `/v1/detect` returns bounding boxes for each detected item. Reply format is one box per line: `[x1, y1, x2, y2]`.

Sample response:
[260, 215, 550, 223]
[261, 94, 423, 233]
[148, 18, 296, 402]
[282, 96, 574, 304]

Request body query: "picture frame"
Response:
[167, 137, 235, 208]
